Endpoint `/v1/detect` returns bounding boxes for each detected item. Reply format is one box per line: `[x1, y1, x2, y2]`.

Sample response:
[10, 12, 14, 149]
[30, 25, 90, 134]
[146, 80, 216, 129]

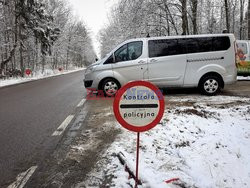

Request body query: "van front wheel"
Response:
[101, 78, 120, 97]
[199, 76, 221, 95]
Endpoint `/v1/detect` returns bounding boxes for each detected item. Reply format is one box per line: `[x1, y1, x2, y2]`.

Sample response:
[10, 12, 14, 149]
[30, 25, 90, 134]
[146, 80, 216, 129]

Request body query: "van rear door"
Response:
[184, 36, 231, 86]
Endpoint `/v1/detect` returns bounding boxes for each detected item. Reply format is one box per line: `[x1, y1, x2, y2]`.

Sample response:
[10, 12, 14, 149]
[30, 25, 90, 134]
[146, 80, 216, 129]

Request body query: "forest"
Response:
[99, 0, 250, 57]
[1, 0, 250, 77]
[0, 0, 96, 77]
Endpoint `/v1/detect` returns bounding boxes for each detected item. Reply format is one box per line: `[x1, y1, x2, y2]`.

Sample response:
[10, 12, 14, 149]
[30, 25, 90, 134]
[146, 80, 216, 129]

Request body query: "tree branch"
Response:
[0, 0, 8, 5]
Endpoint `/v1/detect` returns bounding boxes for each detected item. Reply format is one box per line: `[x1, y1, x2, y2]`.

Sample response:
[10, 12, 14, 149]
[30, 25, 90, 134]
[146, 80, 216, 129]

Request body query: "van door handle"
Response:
[138, 60, 146, 64]
[150, 59, 157, 63]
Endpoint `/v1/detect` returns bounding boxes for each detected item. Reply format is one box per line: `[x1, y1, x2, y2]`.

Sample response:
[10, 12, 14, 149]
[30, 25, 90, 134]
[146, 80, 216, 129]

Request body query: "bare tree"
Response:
[248, 0, 250, 39]
[190, 0, 198, 34]
[179, 0, 189, 35]
[225, 0, 230, 32]
[240, 0, 246, 39]
[0, 0, 96, 77]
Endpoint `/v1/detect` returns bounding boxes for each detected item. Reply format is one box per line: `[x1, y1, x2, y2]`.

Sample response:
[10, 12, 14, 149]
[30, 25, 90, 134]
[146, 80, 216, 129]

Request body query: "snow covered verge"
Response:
[237, 76, 250, 81]
[82, 96, 250, 188]
[0, 67, 85, 88]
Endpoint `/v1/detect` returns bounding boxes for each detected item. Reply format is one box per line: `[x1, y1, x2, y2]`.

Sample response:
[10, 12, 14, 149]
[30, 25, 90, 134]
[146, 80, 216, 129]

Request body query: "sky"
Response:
[68, 0, 116, 57]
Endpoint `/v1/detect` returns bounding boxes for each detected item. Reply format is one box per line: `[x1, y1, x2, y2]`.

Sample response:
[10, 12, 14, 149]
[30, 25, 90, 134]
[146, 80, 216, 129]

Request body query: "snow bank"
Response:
[0, 68, 85, 88]
[237, 76, 250, 81]
[84, 96, 250, 188]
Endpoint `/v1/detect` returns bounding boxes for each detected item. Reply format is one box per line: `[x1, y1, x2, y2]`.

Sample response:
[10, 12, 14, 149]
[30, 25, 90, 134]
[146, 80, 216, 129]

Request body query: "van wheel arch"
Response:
[198, 72, 224, 95]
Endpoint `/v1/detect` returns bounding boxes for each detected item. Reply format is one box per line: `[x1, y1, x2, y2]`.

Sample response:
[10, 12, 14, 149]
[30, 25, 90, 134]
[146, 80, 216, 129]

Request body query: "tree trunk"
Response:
[163, 1, 178, 35]
[180, 0, 189, 35]
[19, 44, 24, 77]
[0, 1, 18, 73]
[66, 37, 71, 70]
[190, 0, 198, 34]
[66, 49, 69, 70]
[42, 54, 45, 74]
[166, 13, 170, 36]
[159, 9, 162, 36]
[34, 39, 39, 71]
[248, 0, 250, 39]
[240, 0, 245, 39]
[225, 0, 230, 32]
[13, 1, 18, 70]
[1, 45, 17, 71]
[54, 52, 58, 69]
[19, 24, 24, 77]
[232, 1, 237, 33]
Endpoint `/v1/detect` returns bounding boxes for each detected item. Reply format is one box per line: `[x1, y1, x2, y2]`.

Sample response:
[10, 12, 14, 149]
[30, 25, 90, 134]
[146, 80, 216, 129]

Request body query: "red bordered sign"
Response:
[113, 80, 165, 132]
[25, 69, 31, 76]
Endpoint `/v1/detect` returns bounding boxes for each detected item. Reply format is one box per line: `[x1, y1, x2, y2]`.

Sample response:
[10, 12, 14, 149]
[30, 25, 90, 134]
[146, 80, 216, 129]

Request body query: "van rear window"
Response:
[148, 36, 231, 58]
[212, 37, 231, 51]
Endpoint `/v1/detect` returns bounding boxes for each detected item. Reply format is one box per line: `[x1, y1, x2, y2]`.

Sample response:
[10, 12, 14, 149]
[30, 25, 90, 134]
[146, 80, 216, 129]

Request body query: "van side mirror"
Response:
[112, 53, 116, 63]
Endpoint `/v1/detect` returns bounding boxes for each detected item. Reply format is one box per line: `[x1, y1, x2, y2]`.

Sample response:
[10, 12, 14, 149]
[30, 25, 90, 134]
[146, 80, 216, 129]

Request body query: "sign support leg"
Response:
[135, 132, 140, 188]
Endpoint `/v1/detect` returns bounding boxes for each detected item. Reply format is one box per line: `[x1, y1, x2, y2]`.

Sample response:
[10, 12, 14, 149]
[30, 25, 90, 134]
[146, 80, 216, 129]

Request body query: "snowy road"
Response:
[0, 70, 86, 187]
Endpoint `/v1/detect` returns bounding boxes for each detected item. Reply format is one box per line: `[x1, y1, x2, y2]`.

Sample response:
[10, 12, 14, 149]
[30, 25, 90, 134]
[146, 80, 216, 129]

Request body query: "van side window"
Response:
[128, 41, 143, 60]
[103, 55, 114, 64]
[186, 37, 230, 53]
[148, 39, 186, 58]
[114, 41, 143, 63]
[149, 36, 231, 58]
[115, 44, 128, 62]
[186, 38, 213, 53]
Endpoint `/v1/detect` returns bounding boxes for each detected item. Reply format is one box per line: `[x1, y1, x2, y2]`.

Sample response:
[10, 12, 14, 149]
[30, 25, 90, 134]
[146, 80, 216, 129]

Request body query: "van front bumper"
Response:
[84, 80, 93, 88]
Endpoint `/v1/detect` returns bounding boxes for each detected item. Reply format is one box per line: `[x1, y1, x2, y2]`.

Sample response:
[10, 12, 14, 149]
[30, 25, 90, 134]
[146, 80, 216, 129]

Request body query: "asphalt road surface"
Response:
[0, 70, 86, 187]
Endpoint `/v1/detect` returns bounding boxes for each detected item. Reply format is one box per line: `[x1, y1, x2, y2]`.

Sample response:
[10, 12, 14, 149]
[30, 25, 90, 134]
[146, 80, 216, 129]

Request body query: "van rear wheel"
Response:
[101, 78, 120, 97]
[199, 76, 221, 95]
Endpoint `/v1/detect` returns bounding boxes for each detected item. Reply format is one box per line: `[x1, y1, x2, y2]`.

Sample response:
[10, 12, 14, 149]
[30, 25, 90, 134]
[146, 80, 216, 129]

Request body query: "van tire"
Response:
[101, 78, 120, 97]
[199, 75, 221, 95]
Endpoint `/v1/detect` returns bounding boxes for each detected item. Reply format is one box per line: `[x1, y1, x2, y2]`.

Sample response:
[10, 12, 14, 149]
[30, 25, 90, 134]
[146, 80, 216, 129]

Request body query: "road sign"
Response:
[113, 80, 165, 132]
[113, 80, 165, 187]
[25, 69, 31, 76]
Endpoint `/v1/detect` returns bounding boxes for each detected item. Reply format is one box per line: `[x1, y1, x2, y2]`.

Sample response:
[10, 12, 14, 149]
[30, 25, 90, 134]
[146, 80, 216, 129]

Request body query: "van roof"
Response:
[126, 33, 235, 42]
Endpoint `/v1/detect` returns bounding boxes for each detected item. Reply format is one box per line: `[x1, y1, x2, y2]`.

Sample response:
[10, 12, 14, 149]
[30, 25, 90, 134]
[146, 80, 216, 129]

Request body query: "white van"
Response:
[84, 34, 237, 96]
[236, 40, 250, 76]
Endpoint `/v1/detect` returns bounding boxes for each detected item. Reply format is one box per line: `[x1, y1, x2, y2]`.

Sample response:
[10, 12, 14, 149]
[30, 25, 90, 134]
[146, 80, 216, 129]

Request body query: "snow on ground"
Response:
[0, 67, 85, 88]
[237, 76, 250, 81]
[83, 95, 250, 188]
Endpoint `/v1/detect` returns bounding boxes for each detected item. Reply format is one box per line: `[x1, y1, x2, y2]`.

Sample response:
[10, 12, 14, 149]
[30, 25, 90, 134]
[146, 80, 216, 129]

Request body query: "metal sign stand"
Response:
[135, 132, 140, 188]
